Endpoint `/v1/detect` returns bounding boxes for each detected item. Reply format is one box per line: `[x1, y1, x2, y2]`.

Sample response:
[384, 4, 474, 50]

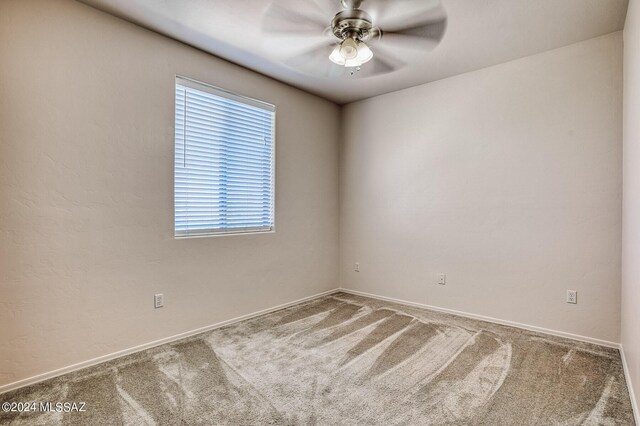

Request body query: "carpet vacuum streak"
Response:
[0, 292, 635, 425]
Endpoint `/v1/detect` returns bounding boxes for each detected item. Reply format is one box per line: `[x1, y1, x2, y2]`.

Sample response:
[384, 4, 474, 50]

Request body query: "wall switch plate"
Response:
[154, 293, 164, 308]
[566, 290, 577, 304]
[438, 273, 446, 285]
[354, 262, 360, 272]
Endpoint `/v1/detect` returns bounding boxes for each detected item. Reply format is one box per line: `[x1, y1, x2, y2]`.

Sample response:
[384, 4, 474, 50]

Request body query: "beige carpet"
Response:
[0, 292, 636, 425]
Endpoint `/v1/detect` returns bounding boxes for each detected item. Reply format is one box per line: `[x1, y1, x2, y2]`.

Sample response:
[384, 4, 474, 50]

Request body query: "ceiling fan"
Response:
[262, 0, 447, 78]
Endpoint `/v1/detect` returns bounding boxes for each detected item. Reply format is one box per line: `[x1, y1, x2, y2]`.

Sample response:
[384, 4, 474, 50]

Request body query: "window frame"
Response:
[173, 76, 276, 238]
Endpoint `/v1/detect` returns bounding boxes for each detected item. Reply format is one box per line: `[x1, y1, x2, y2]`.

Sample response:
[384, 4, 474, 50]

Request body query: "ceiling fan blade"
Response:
[370, 19, 447, 60]
[391, 19, 447, 42]
[307, 0, 344, 18]
[372, 33, 438, 60]
[262, 33, 336, 59]
[367, 0, 446, 33]
[262, 3, 330, 36]
[284, 44, 348, 79]
[355, 51, 403, 77]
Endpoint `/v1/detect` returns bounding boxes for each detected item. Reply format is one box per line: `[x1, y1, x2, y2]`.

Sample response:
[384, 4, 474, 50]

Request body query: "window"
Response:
[174, 77, 275, 237]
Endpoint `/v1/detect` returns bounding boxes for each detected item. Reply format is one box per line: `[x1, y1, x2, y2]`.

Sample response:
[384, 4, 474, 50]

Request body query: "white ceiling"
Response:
[78, 0, 628, 104]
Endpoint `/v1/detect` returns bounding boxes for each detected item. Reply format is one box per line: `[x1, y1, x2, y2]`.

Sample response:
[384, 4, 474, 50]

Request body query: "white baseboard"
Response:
[620, 344, 640, 425]
[340, 287, 636, 422]
[2, 283, 633, 423]
[0, 288, 340, 395]
[337, 288, 620, 348]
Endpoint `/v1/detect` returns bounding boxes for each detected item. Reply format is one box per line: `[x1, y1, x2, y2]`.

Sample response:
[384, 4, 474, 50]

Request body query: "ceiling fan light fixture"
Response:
[344, 57, 361, 67]
[355, 41, 373, 64]
[329, 44, 346, 65]
[329, 38, 373, 67]
[339, 37, 359, 59]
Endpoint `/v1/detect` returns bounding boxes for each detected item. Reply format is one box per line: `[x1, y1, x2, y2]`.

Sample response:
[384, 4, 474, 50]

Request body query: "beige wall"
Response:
[623, 0, 640, 411]
[340, 33, 623, 342]
[0, 0, 340, 387]
[0, 0, 628, 392]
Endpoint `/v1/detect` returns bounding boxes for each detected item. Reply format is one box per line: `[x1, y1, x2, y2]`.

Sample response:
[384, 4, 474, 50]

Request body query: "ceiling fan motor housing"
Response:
[331, 9, 375, 41]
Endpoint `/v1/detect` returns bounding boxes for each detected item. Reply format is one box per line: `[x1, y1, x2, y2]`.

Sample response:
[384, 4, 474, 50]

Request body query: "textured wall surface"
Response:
[622, 0, 640, 412]
[0, 0, 340, 387]
[0, 0, 628, 394]
[340, 33, 623, 342]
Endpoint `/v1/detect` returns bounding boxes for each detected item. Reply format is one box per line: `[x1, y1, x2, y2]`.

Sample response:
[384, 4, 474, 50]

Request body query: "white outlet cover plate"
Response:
[154, 293, 164, 308]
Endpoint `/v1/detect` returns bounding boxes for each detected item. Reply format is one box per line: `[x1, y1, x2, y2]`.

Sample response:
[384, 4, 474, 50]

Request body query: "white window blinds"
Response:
[174, 77, 275, 237]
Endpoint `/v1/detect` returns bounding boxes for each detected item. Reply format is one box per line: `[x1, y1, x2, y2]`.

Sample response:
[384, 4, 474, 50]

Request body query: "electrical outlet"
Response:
[154, 293, 164, 308]
[438, 273, 446, 285]
[566, 290, 577, 304]
[354, 262, 360, 272]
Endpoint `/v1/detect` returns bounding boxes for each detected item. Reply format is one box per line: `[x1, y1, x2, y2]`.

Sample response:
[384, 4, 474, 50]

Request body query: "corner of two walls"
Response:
[338, 32, 624, 344]
[622, 0, 640, 413]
